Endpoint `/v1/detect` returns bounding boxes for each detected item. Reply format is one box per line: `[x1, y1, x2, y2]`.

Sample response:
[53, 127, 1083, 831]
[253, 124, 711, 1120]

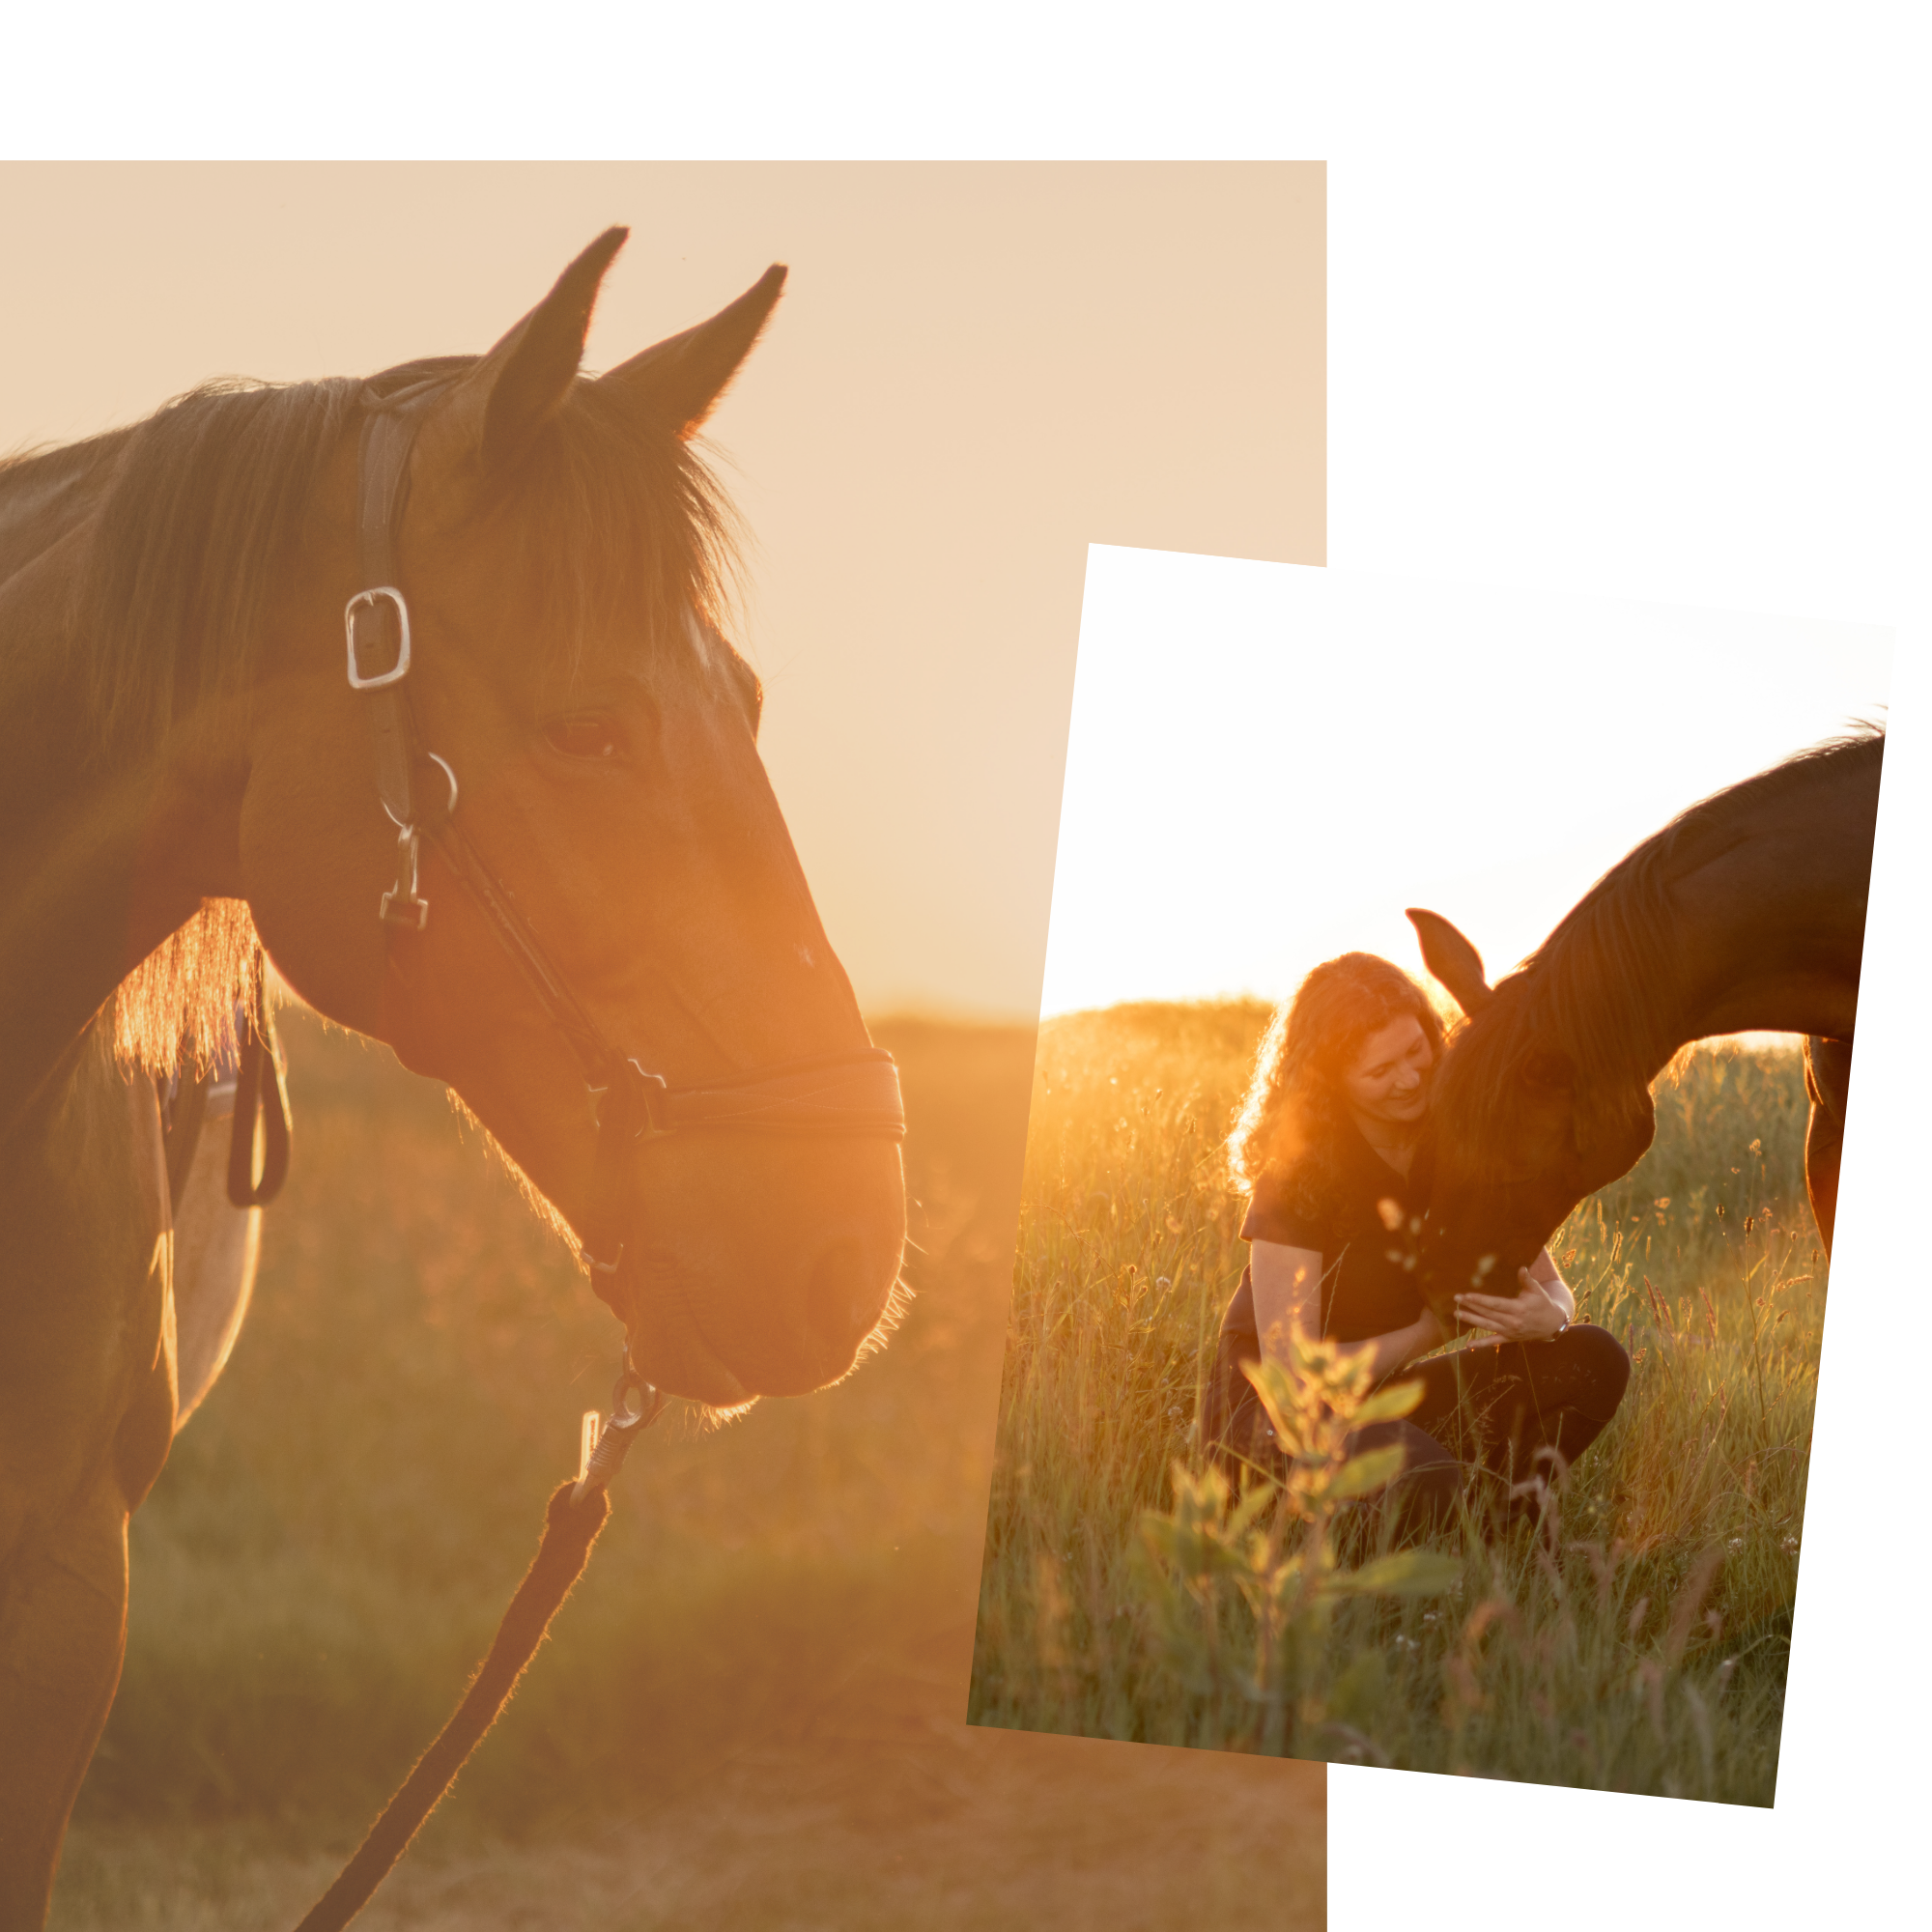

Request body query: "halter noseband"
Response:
[343, 369, 904, 1302]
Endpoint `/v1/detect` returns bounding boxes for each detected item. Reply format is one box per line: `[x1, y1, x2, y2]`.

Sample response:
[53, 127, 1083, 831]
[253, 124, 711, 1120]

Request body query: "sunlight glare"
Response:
[1040, 552, 1891, 1019]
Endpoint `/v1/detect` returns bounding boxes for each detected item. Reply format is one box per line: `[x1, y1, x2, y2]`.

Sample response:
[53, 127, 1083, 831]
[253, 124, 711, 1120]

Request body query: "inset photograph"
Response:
[969, 550, 1889, 1803]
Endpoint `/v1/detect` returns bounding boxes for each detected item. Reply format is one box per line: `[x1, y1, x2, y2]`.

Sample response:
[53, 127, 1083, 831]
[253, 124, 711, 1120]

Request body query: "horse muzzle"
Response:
[608, 1131, 907, 1404]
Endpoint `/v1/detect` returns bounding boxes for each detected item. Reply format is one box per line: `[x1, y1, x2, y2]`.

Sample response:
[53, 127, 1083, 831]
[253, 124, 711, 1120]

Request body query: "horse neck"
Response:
[1660, 761, 1878, 1048]
[0, 528, 244, 1141]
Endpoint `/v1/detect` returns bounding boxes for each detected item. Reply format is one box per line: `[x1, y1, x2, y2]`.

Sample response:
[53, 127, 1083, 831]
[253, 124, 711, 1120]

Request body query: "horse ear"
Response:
[598, 265, 786, 438]
[1406, 908, 1494, 1017]
[437, 227, 629, 475]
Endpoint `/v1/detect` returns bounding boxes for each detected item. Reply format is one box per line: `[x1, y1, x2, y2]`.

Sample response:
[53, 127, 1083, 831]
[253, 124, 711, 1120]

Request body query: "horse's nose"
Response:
[803, 1235, 890, 1364]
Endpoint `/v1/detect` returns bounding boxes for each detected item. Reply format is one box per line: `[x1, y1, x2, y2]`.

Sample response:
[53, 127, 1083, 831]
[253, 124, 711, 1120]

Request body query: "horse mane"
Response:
[43, 359, 745, 1077]
[1432, 727, 1885, 1154]
[0, 435, 128, 686]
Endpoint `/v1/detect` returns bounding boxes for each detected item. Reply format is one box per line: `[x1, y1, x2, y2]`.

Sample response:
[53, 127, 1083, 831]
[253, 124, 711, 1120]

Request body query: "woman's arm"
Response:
[1248, 1241, 1321, 1363]
[1527, 1247, 1577, 1321]
[1250, 1239, 1445, 1383]
[1453, 1248, 1575, 1342]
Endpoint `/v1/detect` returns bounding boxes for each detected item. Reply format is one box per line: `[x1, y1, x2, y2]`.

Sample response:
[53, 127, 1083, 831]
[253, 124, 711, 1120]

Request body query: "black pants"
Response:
[1215, 1324, 1631, 1539]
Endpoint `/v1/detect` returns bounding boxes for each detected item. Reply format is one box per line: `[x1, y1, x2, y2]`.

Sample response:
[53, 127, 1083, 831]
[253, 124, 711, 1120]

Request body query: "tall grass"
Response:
[969, 1003, 1822, 1802]
[79, 1009, 1040, 1839]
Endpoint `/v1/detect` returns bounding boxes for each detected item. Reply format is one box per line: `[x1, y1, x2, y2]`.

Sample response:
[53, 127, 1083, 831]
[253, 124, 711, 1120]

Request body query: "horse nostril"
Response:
[803, 1236, 882, 1360]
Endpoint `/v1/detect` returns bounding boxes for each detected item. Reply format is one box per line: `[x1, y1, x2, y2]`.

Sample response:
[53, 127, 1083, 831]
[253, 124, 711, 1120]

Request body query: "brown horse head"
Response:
[1405, 908, 1655, 1324]
[1402, 737, 1882, 1323]
[218, 233, 904, 1406]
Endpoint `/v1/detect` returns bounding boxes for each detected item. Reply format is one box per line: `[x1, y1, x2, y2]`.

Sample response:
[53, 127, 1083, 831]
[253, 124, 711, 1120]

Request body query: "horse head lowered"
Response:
[1405, 731, 1881, 1329]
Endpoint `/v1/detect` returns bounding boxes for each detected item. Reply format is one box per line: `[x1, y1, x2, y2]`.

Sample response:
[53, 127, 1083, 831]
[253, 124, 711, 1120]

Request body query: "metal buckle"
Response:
[346, 586, 412, 690]
[379, 824, 430, 929]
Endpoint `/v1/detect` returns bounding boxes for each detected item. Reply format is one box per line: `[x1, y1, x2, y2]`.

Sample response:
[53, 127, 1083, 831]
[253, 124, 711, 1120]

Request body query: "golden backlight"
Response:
[0, 161, 1324, 1021]
[1041, 554, 1889, 1017]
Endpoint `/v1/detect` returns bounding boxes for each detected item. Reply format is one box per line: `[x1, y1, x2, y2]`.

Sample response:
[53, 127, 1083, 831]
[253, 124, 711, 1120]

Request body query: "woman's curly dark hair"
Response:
[1227, 952, 1445, 1220]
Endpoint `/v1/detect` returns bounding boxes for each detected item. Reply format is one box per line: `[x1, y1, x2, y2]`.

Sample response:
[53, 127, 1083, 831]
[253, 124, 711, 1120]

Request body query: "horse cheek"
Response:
[237, 753, 392, 1037]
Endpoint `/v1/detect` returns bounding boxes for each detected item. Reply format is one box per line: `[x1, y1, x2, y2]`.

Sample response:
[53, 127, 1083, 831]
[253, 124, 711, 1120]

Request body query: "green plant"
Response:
[1137, 1329, 1459, 1757]
[970, 1003, 1819, 1802]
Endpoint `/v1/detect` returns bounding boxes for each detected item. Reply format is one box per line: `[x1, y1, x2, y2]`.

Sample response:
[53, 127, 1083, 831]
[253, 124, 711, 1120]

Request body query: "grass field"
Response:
[969, 1001, 1823, 1804]
[49, 1009, 1324, 1931]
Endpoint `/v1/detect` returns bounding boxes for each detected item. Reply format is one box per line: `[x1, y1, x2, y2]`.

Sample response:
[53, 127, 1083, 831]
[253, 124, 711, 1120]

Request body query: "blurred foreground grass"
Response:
[54, 1009, 1324, 1929]
[971, 1002, 1824, 1803]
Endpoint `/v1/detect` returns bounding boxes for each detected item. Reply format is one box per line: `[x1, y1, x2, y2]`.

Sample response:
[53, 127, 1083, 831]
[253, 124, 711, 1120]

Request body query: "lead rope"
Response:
[291, 1360, 665, 1932]
[288, 375, 904, 1931]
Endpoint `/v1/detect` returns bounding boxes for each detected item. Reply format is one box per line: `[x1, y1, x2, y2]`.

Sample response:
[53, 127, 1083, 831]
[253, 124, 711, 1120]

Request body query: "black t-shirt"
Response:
[1221, 1113, 1435, 1366]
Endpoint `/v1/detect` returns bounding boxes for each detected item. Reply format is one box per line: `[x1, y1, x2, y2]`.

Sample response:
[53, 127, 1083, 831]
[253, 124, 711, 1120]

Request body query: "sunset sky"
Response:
[1041, 550, 1892, 1018]
[0, 162, 1322, 1021]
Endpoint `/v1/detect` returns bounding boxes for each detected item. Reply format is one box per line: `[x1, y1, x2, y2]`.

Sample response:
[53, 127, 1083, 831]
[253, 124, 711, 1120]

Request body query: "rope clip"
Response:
[570, 1359, 667, 1507]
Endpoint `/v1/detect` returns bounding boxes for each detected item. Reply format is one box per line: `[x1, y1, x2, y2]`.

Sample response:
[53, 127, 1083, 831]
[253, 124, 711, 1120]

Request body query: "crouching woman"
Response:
[1202, 952, 1629, 1536]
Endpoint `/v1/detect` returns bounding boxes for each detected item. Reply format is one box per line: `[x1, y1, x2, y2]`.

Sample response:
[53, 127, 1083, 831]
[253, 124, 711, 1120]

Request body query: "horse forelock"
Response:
[66, 361, 748, 767]
[1434, 874, 1674, 1171]
[502, 380, 747, 702]
[1433, 730, 1885, 1168]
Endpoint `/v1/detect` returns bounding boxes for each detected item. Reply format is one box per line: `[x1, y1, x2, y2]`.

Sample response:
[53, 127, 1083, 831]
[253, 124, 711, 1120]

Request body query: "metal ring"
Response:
[610, 1367, 650, 1423]
[425, 753, 459, 815]
[382, 753, 460, 833]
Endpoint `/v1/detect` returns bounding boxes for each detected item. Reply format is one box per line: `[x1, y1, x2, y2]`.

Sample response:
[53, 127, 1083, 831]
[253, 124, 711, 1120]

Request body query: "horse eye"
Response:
[543, 715, 625, 761]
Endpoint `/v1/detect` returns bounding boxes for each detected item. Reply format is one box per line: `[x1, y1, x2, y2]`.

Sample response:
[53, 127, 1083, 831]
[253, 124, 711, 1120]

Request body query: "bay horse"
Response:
[1406, 729, 1882, 1328]
[0, 231, 907, 1927]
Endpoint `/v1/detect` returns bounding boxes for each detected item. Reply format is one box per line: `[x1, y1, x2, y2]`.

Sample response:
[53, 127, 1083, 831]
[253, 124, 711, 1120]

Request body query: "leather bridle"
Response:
[342, 367, 905, 1321]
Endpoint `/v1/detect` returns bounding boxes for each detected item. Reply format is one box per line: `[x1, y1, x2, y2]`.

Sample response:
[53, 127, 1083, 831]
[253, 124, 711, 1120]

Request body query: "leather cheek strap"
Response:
[352, 397, 440, 838]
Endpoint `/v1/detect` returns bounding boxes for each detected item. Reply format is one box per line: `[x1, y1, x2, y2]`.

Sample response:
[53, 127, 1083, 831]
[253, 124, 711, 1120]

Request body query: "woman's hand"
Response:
[1454, 1266, 1569, 1343]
